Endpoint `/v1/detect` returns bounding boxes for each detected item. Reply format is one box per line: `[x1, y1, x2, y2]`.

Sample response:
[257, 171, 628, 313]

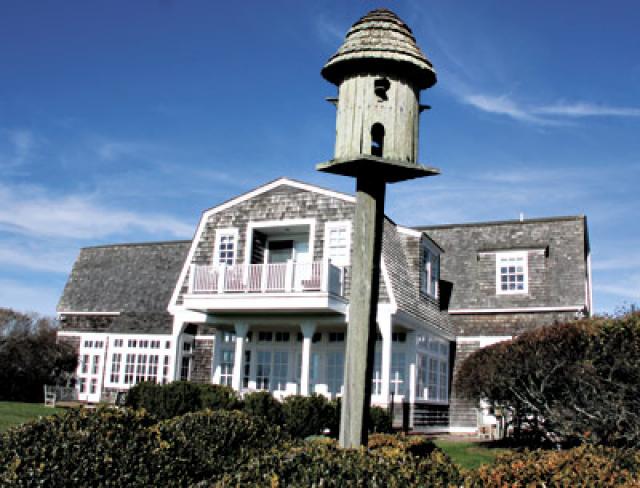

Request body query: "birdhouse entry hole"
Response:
[371, 123, 385, 157]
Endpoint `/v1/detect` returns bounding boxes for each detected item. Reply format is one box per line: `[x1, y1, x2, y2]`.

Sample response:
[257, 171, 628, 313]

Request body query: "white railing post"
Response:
[188, 264, 196, 293]
[217, 264, 226, 293]
[320, 259, 330, 292]
[285, 259, 293, 292]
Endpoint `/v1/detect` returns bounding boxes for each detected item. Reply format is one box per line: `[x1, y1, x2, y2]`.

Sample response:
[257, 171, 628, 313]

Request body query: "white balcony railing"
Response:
[188, 260, 344, 296]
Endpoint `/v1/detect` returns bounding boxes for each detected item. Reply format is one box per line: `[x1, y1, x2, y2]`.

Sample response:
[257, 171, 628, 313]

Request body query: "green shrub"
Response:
[211, 440, 462, 487]
[0, 407, 160, 486]
[282, 394, 333, 438]
[369, 405, 393, 434]
[243, 391, 284, 425]
[326, 399, 394, 437]
[465, 445, 640, 487]
[0, 406, 286, 486]
[457, 311, 640, 447]
[155, 409, 286, 483]
[368, 433, 437, 458]
[126, 381, 241, 419]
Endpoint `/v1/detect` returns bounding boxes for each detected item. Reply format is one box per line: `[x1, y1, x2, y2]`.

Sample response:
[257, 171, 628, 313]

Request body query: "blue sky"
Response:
[1, 1, 638, 316]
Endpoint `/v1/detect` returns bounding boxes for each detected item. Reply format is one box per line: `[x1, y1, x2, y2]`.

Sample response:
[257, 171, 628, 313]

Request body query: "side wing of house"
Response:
[417, 215, 591, 431]
[56, 240, 190, 402]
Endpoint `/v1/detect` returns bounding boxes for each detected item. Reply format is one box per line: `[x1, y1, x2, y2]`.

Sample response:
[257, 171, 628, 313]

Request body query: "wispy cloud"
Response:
[462, 94, 640, 125]
[0, 244, 75, 274]
[314, 14, 346, 46]
[595, 273, 640, 301]
[95, 140, 154, 162]
[0, 182, 192, 240]
[0, 128, 36, 169]
[534, 102, 640, 117]
[0, 278, 61, 316]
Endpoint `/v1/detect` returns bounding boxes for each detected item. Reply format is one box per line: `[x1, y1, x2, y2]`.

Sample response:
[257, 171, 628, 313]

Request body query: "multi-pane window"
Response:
[327, 351, 344, 396]
[90, 378, 97, 394]
[110, 353, 122, 383]
[421, 244, 440, 298]
[216, 233, 236, 265]
[80, 354, 89, 374]
[256, 351, 271, 390]
[135, 354, 147, 383]
[148, 355, 159, 379]
[220, 349, 234, 386]
[416, 336, 449, 402]
[325, 223, 350, 266]
[390, 352, 406, 396]
[124, 354, 136, 384]
[372, 350, 382, 395]
[496, 251, 528, 294]
[272, 351, 288, 391]
[243, 351, 251, 388]
[114, 339, 123, 348]
[92, 355, 100, 375]
[180, 357, 191, 381]
[78, 378, 86, 393]
[162, 356, 170, 384]
[329, 332, 345, 342]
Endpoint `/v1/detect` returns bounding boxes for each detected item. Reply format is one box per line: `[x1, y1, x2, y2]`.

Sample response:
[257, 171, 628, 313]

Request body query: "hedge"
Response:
[0, 407, 285, 487]
[126, 381, 241, 419]
[210, 440, 462, 487]
[465, 445, 640, 487]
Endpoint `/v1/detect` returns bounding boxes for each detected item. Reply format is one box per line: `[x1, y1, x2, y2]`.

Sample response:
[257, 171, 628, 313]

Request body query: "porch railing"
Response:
[189, 260, 345, 296]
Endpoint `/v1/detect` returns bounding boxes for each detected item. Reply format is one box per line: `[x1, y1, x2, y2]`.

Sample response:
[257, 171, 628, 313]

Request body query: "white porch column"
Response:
[212, 329, 223, 384]
[379, 312, 392, 406]
[300, 321, 316, 396]
[231, 322, 249, 391]
[407, 331, 417, 428]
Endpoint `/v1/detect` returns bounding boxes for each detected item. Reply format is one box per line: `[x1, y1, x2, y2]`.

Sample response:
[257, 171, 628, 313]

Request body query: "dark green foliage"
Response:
[0, 407, 160, 486]
[369, 405, 393, 434]
[125, 381, 241, 419]
[211, 440, 463, 487]
[242, 391, 284, 425]
[0, 407, 286, 487]
[465, 445, 640, 487]
[457, 311, 640, 447]
[0, 309, 77, 402]
[282, 394, 333, 438]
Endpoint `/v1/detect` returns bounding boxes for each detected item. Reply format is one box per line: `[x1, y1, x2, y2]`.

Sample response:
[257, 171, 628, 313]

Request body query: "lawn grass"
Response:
[0, 401, 63, 432]
[434, 439, 512, 470]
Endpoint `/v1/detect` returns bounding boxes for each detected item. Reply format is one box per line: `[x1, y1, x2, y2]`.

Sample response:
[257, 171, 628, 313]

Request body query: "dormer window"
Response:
[214, 229, 238, 266]
[324, 221, 351, 266]
[421, 243, 439, 298]
[496, 251, 528, 294]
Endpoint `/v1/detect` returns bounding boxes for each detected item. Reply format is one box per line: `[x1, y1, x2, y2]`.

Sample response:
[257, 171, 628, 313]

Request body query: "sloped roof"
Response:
[382, 219, 453, 337]
[416, 216, 589, 310]
[57, 240, 190, 313]
[322, 8, 436, 89]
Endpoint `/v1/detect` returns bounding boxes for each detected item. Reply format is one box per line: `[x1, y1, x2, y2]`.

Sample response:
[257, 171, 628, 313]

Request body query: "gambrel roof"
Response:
[57, 240, 190, 313]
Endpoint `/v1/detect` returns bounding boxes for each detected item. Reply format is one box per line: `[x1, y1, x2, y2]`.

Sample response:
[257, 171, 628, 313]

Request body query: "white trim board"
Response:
[448, 306, 584, 314]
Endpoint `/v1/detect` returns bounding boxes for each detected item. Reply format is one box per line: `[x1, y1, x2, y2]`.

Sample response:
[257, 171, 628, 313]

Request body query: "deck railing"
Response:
[189, 260, 344, 296]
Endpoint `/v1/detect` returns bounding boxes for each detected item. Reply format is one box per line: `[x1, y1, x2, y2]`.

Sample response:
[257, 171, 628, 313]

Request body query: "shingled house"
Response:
[57, 177, 591, 431]
[56, 9, 592, 432]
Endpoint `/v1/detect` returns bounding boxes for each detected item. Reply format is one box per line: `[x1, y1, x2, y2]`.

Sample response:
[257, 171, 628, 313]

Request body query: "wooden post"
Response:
[339, 176, 386, 448]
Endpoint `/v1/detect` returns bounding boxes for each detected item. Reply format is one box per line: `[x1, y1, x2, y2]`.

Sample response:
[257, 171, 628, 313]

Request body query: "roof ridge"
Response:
[82, 240, 191, 250]
[415, 215, 585, 230]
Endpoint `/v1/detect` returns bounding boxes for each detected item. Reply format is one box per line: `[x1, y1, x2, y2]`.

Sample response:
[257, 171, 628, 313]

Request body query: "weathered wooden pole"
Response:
[317, 8, 439, 448]
[339, 176, 385, 446]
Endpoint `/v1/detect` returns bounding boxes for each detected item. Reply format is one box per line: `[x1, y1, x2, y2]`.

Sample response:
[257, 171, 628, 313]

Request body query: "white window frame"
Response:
[420, 240, 440, 298]
[213, 228, 239, 266]
[324, 220, 351, 267]
[496, 251, 529, 295]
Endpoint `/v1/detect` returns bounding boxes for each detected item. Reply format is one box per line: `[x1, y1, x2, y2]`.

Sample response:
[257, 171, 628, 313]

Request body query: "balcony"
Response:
[182, 261, 348, 314]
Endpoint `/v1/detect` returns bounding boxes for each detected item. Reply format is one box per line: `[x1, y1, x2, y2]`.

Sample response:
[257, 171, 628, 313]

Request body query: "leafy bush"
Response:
[457, 311, 640, 447]
[466, 445, 640, 487]
[243, 391, 284, 425]
[282, 394, 334, 438]
[126, 381, 241, 419]
[369, 405, 393, 434]
[368, 433, 438, 459]
[326, 400, 394, 437]
[0, 406, 286, 487]
[210, 440, 462, 487]
[155, 409, 286, 483]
